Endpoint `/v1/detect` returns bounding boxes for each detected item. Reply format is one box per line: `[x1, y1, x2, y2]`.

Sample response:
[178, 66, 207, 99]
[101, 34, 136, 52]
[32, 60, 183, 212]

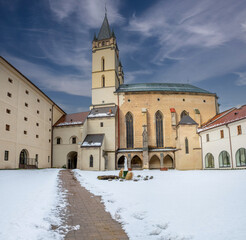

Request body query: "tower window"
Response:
[24, 117, 28, 121]
[8, 78, 13, 83]
[100, 122, 103, 127]
[36, 123, 39, 127]
[101, 57, 105, 71]
[37, 99, 40, 103]
[25, 103, 28, 107]
[24, 130, 27, 135]
[36, 135, 39, 138]
[7, 92, 12, 98]
[102, 75, 105, 87]
[5, 125, 10, 131]
[206, 134, 209, 142]
[25, 90, 29, 95]
[6, 109, 11, 114]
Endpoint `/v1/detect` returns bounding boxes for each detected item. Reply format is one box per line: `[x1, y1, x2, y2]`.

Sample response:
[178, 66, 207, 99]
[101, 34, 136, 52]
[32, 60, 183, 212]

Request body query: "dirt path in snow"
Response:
[60, 170, 129, 240]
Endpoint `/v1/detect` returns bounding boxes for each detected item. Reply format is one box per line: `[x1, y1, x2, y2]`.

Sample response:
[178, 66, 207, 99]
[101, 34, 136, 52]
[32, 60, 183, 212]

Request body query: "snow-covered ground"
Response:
[0, 169, 67, 240]
[74, 169, 246, 240]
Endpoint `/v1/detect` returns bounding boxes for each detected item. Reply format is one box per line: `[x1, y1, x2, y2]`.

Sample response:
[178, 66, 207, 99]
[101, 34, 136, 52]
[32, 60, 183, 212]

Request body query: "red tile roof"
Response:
[54, 111, 90, 127]
[199, 105, 246, 132]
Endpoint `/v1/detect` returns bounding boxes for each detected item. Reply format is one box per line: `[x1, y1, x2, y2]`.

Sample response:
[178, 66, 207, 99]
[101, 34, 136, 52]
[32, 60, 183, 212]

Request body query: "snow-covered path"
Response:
[0, 169, 65, 240]
[74, 169, 246, 240]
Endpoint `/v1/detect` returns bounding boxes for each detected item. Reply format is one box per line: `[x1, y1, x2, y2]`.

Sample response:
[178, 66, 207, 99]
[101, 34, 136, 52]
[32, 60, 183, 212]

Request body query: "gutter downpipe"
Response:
[226, 124, 233, 168]
[199, 134, 204, 169]
[51, 104, 54, 168]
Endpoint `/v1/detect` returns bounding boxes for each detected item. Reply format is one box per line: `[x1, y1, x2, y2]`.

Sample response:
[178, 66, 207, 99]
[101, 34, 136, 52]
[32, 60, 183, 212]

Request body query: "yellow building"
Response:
[0, 14, 219, 171]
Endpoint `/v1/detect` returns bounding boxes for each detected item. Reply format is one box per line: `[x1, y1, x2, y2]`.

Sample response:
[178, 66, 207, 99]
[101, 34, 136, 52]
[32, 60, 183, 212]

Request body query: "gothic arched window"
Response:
[101, 57, 105, 71]
[102, 75, 105, 87]
[181, 110, 189, 119]
[126, 112, 134, 148]
[185, 137, 189, 154]
[155, 111, 163, 147]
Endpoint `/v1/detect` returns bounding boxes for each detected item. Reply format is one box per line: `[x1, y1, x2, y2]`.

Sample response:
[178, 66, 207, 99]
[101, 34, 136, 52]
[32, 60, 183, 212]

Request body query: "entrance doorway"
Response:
[67, 151, 77, 169]
[19, 149, 28, 168]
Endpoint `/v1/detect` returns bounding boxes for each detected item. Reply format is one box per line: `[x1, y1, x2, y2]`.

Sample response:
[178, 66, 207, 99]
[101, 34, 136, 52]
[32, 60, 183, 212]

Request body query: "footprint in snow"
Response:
[132, 211, 146, 220]
[149, 228, 162, 236]
[156, 223, 169, 230]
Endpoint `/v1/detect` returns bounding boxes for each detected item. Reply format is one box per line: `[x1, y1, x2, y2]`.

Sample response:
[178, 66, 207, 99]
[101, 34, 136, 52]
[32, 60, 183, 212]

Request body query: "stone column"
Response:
[127, 154, 131, 170]
[160, 153, 164, 169]
[142, 125, 149, 169]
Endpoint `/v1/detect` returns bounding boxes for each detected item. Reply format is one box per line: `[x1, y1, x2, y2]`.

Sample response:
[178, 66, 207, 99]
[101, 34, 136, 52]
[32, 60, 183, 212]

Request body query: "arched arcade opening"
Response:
[67, 151, 77, 169]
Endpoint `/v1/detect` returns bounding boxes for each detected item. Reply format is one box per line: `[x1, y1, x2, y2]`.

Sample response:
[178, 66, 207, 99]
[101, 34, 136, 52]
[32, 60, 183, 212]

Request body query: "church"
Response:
[0, 14, 219, 170]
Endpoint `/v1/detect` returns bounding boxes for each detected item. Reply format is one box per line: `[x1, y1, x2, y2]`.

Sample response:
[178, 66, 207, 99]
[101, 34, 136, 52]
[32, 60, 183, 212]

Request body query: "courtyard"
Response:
[1, 169, 246, 240]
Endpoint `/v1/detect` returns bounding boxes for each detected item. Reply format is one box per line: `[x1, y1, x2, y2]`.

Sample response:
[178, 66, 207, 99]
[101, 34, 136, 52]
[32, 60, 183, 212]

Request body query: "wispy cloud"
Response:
[5, 55, 91, 97]
[235, 72, 246, 86]
[48, 0, 124, 28]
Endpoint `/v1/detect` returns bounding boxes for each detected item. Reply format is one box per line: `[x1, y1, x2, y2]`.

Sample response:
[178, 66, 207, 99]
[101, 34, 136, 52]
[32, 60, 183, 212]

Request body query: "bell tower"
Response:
[91, 13, 124, 106]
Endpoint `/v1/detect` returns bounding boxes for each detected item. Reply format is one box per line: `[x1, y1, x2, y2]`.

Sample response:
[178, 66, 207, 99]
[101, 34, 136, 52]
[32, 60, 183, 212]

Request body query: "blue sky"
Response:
[1, 0, 246, 113]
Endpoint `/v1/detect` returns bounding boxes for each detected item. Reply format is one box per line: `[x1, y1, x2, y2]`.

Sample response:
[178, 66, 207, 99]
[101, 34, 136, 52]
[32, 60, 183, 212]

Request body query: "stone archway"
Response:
[131, 155, 143, 169]
[164, 155, 174, 168]
[149, 155, 161, 169]
[67, 151, 77, 169]
[118, 156, 125, 169]
[19, 149, 29, 168]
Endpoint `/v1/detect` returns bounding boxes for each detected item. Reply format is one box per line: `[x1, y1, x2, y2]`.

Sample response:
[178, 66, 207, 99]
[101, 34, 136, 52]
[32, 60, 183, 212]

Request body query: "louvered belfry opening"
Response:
[156, 111, 163, 147]
[126, 112, 134, 148]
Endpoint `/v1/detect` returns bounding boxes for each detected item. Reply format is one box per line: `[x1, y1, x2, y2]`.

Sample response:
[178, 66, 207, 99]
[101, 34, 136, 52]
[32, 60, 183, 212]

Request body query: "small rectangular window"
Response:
[36, 135, 39, 138]
[206, 134, 209, 142]
[36, 123, 39, 126]
[24, 130, 27, 135]
[49, 139, 51, 143]
[35, 154, 38, 163]
[50, 108, 52, 112]
[24, 117, 28, 121]
[6, 124, 10, 131]
[8, 78, 13, 83]
[72, 137, 76, 144]
[237, 125, 242, 135]
[6, 109, 11, 114]
[25, 90, 29, 95]
[4, 151, 9, 161]
[48, 156, 50, 163]
[49, 118, 51, 121]
[220, 130, 224, 139]
[37, 110, 39, 114]
[57, 138, 61, 144]
[25, 103, 28, 107]
[37, 99, 40, 103]
[7, 92, 12, 97]
[100, 122, 103, 127]
[49, 129, 51, 132]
